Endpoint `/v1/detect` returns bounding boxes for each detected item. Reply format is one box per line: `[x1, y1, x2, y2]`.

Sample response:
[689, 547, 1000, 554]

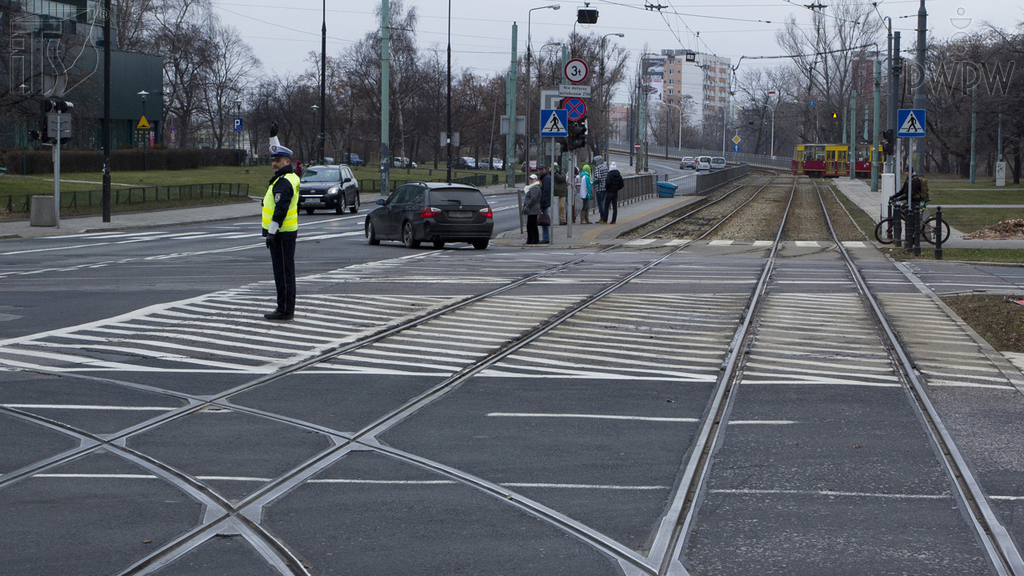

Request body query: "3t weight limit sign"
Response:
[564, 59, 588, 84]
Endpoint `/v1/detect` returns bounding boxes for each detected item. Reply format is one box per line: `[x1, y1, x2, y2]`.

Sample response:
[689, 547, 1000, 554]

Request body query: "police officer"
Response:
[263, 126, 300, 320]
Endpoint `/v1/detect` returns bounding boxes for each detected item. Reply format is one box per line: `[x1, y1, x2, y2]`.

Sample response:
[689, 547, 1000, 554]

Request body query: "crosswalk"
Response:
[741, 293, 899, 386]
[0, 284, 463, 374]
[484, 294, 747, 381]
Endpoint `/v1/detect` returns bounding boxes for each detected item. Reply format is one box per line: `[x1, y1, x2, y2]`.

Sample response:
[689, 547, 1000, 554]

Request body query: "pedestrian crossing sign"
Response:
[540, 109, 568, 138]
[897, 109, 926, 138]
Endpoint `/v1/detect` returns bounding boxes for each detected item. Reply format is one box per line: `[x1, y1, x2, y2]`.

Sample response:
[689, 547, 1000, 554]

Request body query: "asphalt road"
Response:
[3, 183, 1024, 575]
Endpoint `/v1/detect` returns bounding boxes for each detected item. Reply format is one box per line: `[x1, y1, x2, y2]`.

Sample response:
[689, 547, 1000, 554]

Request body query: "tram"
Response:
[793, 143, 883, 178]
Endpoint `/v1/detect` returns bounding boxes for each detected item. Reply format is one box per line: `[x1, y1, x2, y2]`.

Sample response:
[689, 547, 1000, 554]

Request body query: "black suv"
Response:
[298, 165, 360, 215]
[365, 182, 493, 249]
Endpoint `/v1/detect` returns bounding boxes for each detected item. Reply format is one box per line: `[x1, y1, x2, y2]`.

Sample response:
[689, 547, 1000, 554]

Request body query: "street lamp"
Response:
[138, 90, 148, 171]
[766, 91, 777, 158]
[526, 3, 560, 174]
[600, 33, 624, 161]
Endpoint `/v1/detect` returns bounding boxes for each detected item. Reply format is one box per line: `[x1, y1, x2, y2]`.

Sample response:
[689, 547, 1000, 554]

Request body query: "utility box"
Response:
[30, 196, 56, 227]
[881, 173, 896, 222]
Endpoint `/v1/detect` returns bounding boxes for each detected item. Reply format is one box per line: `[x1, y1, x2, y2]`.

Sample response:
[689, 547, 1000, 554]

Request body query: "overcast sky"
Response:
[215, 0, 1012, 98]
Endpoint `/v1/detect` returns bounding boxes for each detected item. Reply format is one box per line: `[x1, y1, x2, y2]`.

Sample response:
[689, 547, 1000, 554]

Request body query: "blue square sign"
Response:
[539, 109, 568, 138]
[897, 109, 925, 138]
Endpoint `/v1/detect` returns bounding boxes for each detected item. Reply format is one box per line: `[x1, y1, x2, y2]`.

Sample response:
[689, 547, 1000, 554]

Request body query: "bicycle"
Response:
[874, 198, 950, 245]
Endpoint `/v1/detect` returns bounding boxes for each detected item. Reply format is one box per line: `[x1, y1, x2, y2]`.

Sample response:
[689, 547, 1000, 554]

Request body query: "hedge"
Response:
[1, 148, 247, 175]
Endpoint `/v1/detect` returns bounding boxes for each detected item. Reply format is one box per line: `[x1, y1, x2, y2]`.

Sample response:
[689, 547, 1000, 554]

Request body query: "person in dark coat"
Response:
[539, 165, 552, 243]
[603, 162, 625, 224]
[523, 174, 542, 245]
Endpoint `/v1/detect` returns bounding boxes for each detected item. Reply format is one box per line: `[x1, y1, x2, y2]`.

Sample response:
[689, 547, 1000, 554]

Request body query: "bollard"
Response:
[894, 203, 903, 248]
[935, 206, 943, 259]
[917, 202, 925, 254]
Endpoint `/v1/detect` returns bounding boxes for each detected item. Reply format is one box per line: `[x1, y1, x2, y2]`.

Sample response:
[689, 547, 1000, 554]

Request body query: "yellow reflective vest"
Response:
[262, 172, 300, 232]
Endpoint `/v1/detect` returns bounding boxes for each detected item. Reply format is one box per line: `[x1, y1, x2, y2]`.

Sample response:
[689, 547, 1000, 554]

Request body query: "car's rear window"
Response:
[713, 158, 725, 163]
[301, 168, 340, 182]
[699, 157, 711, 162]
[429, 189, 487, 205]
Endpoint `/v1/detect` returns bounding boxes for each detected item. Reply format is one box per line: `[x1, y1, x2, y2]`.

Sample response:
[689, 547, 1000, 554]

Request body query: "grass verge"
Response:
[943, 294, 1024, 353]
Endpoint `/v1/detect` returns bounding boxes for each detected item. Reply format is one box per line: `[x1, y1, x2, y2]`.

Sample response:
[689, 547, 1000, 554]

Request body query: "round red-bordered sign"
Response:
[562, 97, 587, 121]
[564, 59, 589, 83]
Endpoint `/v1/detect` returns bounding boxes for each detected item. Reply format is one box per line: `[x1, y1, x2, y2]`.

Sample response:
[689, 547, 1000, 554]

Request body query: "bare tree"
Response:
[198, 24, 261, 148]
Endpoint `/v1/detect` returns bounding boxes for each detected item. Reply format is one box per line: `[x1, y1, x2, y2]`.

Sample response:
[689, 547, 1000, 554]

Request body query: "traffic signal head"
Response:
[44, 100, 73, 113]
[567, 120, 588, 150]
[881, 129, 893, 156]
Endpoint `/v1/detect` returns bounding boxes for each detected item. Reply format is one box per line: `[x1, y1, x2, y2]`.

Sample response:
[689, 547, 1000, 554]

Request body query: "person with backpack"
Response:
[894, 173, 929, 205]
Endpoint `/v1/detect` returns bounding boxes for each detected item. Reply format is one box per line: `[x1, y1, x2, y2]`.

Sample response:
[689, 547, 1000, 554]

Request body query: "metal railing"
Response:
[610, 140, 792, 170]
[2, 183, 249, 215]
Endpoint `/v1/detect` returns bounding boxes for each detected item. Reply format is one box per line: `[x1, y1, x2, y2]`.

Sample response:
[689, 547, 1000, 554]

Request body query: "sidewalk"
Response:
[0, 198, 264, 240]
[831, 178, 1024, 249]
[492, 192, 703, 248]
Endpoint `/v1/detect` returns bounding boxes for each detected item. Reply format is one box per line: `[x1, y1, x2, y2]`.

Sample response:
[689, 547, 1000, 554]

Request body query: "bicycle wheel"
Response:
[921, 217, 951, 245]
[874, 218, 896, 244]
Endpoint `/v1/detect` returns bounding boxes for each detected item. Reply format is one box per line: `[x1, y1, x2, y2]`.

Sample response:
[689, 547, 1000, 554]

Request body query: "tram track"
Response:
[6, 173, 1017, 575]
[0, 174, 788, 575]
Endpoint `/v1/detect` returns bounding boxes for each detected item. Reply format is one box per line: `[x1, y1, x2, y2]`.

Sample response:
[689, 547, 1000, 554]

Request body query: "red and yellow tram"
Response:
[793, 143, 883, 178]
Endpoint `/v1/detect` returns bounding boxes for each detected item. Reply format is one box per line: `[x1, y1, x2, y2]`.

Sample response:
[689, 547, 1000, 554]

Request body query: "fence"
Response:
[2, 183, 249, 215]
[610, 140, 792, 171]
[364, 173, 501, 193]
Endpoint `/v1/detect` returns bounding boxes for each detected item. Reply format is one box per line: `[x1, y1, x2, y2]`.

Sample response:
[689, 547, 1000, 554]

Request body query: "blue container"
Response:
[657, 181, 678, 198]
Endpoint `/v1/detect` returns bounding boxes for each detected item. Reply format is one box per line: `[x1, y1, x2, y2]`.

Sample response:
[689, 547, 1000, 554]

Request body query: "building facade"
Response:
[2, 0, 163, 150]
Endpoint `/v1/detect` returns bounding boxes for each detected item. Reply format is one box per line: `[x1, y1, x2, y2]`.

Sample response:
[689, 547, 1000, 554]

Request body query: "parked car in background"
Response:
[298, 164, 360, 215]
[393, 157, 417, 169]
[458, 157, 477, 169]
[521, 160, 538, 173]
[696, 156, 712, 171]
[710, 157, 727, 171]
[344, 153, 364, 166]
[490, 158, 504, 170]
[680, 156, 697, 170]
[365, 182, 493, 250]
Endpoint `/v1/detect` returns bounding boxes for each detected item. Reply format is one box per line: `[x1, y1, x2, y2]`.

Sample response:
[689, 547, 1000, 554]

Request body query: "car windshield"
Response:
[430, 189, 486, 205]
[301, 168, 340, 183]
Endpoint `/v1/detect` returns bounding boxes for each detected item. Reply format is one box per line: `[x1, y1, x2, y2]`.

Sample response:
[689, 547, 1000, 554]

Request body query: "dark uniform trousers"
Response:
[269, 230, 297, 314]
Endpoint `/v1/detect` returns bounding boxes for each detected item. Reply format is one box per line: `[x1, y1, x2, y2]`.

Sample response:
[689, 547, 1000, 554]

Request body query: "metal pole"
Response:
[382, 0, 391, 192]
[969, 84, 977, 184]
[872, 60, 881, 192]
[884, 17, 894, 174]
[914, 0, 927, 175]
[54, 113, 61, 228]
[320, 0, 326, 165]
[445, 0, 453, 183]
[526, 12, 532, 176]
[506, 24, 518, 189]
[102, 0, 111, 222]
[850, 89, 856, 180]
[769, 104, 775, 158]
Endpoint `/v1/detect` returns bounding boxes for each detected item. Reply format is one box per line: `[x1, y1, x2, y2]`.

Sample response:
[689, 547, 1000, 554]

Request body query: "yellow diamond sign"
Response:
[732, 135, 741, 145]
[137, 116, 151, 130]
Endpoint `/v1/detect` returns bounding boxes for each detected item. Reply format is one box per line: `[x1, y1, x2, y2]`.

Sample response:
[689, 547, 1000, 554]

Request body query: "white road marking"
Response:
[2, 404, 176, 411]
[710, 488, 949, 499]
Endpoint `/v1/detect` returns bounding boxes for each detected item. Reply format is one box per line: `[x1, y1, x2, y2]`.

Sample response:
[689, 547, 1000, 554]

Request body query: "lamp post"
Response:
[600, 32, 624, 161]
[766, 101, 776, 158]
[138, 90, 148, 171]
[311, 104, 319, 163]
[526, 4, 560, 174]
[319, 0, 326, 166]
[662, 101, 682, 158]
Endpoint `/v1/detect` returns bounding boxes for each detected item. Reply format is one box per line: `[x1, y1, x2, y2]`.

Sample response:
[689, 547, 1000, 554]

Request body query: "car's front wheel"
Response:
[335, 199, 346, 215]
[349, 194, 360, 213]
[367, 221, 380, 245]
[402, 222, 420, 248]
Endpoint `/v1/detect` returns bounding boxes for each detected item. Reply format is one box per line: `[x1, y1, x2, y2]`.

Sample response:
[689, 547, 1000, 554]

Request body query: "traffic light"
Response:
[881, 129, 893, 156]
[567, 120, 587, 151]
[44, 100, 73, 113]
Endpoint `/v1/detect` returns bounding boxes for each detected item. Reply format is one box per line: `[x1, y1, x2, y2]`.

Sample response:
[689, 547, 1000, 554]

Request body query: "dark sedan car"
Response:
[298, 164, 360, 215]
[365, 182, 493, 249]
